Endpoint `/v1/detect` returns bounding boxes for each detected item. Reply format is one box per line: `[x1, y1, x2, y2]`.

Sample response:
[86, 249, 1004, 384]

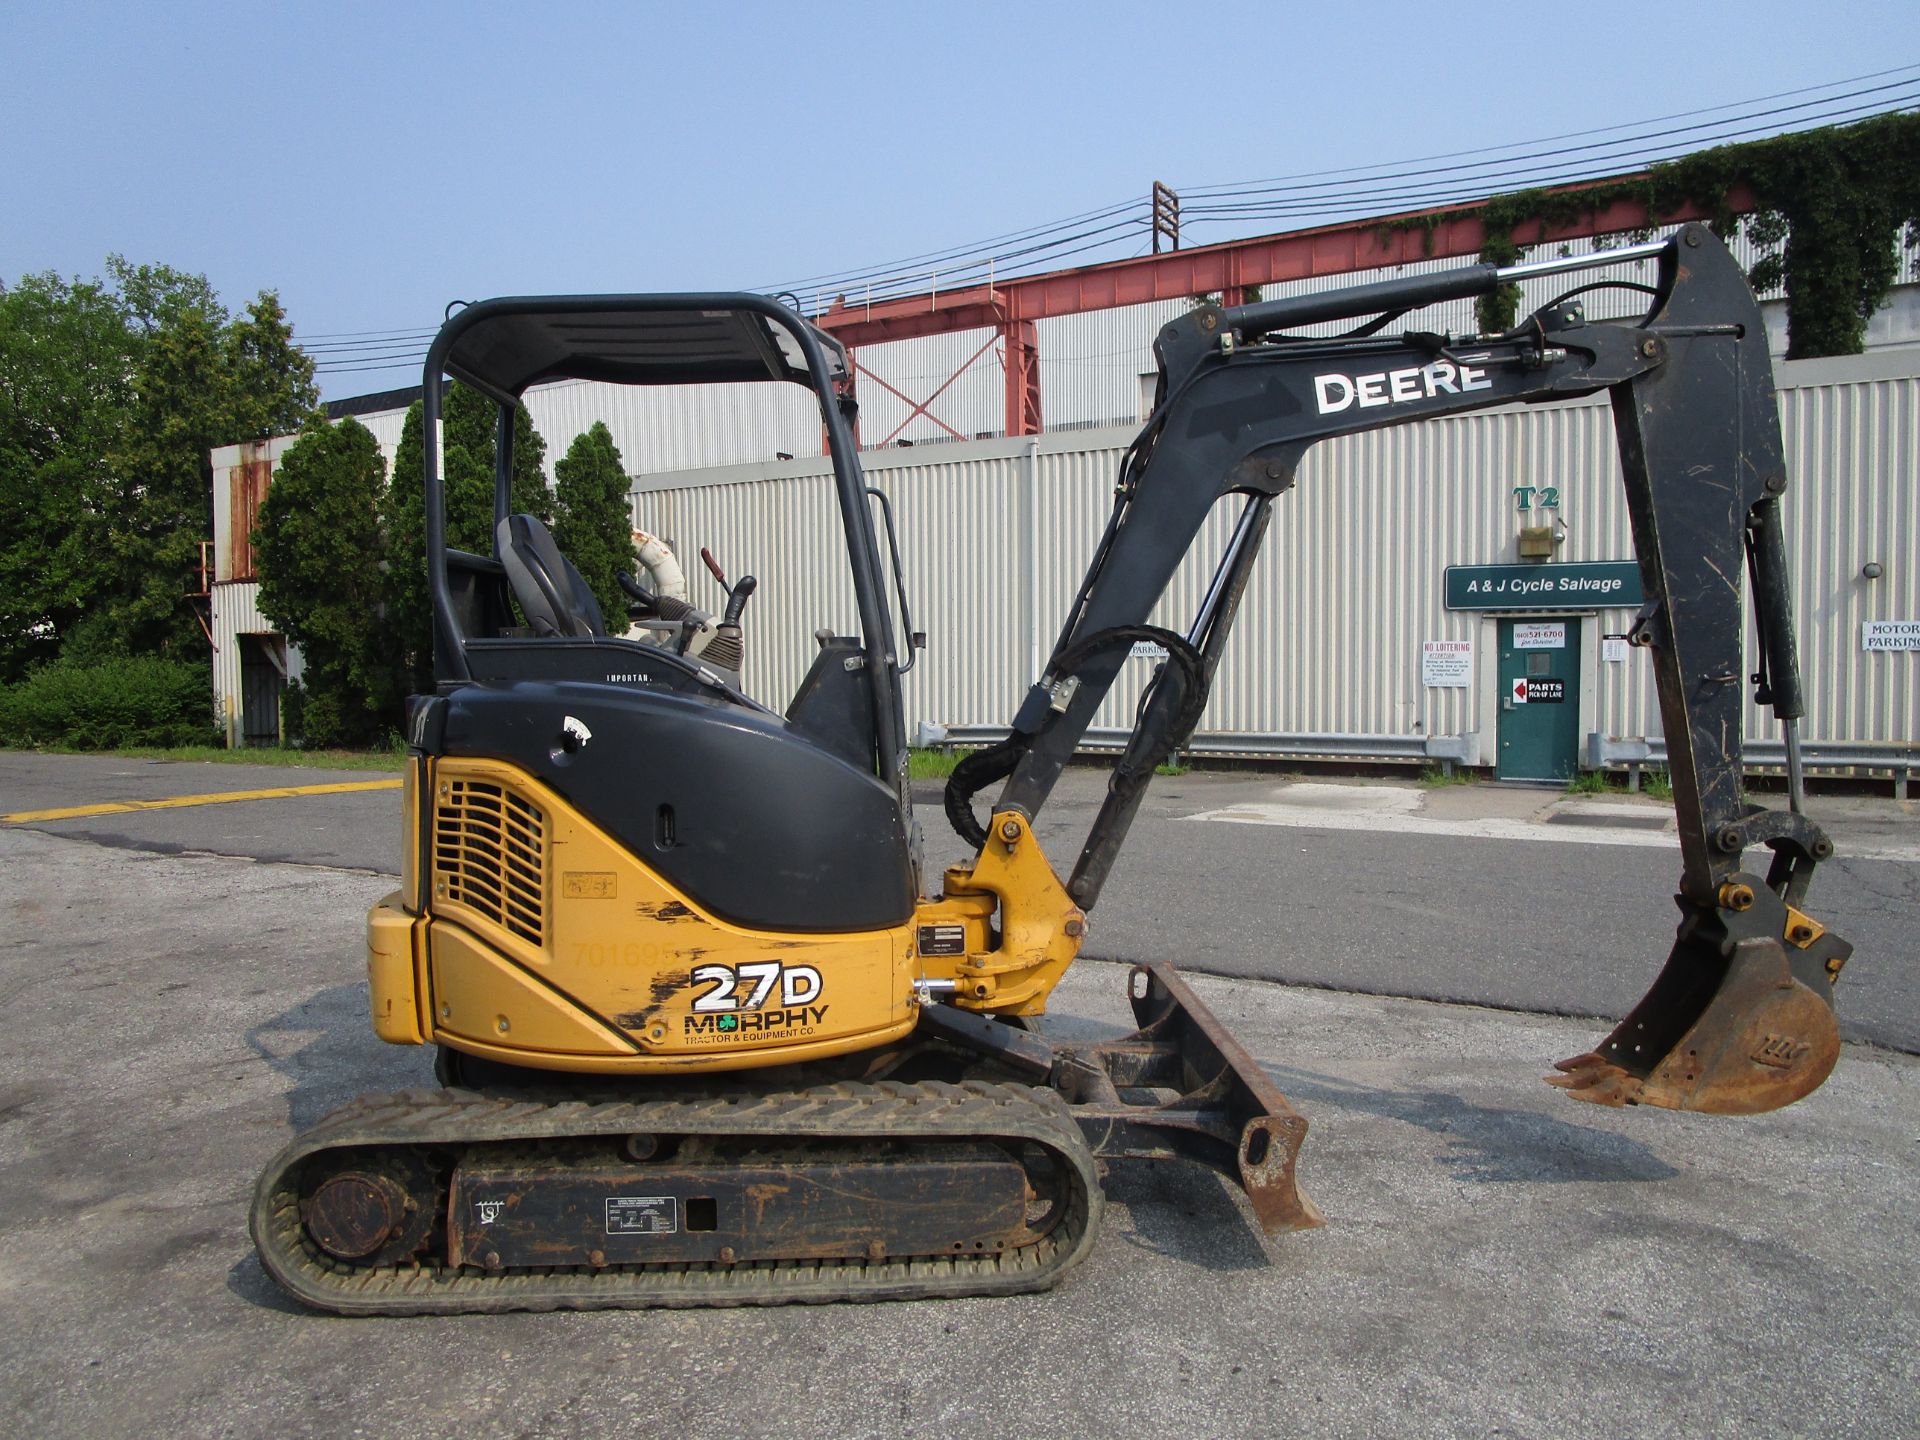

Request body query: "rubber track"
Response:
[251, 1080, 1103, 1315]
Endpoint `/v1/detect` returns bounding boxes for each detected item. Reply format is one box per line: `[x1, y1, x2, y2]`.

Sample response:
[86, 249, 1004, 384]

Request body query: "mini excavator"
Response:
[254, 224, 1854, 1313]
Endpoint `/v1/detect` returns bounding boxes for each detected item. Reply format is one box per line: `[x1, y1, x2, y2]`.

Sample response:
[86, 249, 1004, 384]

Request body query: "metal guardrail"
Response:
[1594, 736, 1917, 798]
[931, 725, 1431, 762]
[919, 724, 1916, 796]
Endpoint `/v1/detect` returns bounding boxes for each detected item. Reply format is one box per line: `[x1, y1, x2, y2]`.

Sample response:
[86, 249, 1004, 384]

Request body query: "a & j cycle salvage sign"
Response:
[1445, 562, 1644, 611]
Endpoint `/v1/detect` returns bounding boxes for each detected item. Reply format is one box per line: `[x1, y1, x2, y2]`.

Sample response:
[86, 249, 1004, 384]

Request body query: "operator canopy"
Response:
[438, 298, 849, 400]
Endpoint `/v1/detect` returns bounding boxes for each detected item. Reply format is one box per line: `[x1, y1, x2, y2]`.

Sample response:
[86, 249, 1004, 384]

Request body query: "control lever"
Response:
[722, 574, 758, 627]
[699, 546, 757, 628]
[674, 612, 702, 657]
[616, 567, 657, 618]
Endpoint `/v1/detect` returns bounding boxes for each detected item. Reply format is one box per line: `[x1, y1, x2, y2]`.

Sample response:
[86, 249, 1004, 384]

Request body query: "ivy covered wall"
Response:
[1383, 113, 1920, 355]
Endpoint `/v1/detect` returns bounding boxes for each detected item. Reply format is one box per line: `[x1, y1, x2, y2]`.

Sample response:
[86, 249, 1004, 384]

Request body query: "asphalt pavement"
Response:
[1, 818, 1914, 1440]
[4, 750, 1916, 1050]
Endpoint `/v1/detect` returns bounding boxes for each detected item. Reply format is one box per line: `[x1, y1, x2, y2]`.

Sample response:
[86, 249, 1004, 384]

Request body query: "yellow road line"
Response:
[3, 778, 402, 824]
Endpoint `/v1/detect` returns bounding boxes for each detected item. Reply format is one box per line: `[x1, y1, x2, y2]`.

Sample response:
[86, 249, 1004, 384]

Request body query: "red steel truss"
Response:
[816, 179, 1757, 437]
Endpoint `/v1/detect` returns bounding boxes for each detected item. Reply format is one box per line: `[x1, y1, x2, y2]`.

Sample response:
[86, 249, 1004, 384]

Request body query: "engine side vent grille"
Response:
[434, 778, 546, 947]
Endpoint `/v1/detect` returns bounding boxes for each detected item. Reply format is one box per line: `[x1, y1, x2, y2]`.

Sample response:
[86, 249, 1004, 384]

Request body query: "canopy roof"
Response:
[437, 296, 848, 400]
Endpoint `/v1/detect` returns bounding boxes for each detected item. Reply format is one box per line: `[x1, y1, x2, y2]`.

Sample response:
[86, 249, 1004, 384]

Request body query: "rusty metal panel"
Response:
[208, 435, 296, 583]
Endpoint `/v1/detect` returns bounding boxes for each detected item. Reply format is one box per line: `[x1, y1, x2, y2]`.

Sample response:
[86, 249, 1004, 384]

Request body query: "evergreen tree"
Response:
[551, 422, 637, 622]
[254, 417, 395, 745]
[383, 381, 551, 691]
[223, 291, 319, 441]
[101, 303, 231, 658]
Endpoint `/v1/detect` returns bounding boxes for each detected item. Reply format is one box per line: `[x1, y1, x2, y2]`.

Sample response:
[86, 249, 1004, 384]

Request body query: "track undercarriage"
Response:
[252, 965, 1318, 1315]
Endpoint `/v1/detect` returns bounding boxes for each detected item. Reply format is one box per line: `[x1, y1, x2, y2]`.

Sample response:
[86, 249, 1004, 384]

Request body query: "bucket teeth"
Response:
[1545, 1053, 1648, 1108]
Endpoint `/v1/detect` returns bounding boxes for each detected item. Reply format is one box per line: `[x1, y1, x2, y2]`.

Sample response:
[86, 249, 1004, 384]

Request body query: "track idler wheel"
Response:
[299, 1150, 436, 1265]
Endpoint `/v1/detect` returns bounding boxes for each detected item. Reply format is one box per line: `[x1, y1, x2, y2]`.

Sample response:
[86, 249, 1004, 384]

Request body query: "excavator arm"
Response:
[947, 222, 1852, 1115]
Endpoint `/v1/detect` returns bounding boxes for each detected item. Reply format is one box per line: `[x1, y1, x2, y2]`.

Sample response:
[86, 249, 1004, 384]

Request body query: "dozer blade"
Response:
[1549, 890, 1852, 1115]
[1053, 962, 1322, 1234]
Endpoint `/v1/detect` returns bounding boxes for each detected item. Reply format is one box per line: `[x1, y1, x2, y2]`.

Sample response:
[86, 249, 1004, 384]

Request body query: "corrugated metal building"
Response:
[627, 348, 1917, 778]
[208, 435, 305, 746]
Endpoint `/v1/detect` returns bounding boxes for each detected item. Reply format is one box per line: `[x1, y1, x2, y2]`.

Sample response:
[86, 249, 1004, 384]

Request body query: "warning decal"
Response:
[606, 1197, 678, 1235]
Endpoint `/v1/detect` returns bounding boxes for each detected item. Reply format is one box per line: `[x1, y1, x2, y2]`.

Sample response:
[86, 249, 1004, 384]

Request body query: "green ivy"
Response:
[1376, 113, 1920, 352]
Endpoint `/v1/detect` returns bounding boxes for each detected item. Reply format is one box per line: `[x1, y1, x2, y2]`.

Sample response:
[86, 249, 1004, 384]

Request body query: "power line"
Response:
[1181, 63, 1920, 195]
[754, 88, 1916, 315]
[1180, 77, 1920, 208]
[313, 67, 1918, 381]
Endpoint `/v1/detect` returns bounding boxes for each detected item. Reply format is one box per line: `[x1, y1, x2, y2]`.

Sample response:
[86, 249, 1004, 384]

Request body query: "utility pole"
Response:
[1151, 180, 1181, 254]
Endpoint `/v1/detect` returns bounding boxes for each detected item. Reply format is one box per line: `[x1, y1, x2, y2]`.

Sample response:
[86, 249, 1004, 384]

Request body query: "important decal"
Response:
[1313, 360, 1491, 415]
[683, 1005, 830, 1043]
[683, 961, 830, 1043]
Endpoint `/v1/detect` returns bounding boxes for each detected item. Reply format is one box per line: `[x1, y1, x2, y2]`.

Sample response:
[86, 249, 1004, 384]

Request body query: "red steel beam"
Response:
[817, 179, 1758, 349]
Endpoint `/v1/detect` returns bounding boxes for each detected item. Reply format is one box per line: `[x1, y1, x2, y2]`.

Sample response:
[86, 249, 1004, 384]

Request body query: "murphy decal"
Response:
[683, 961, 830, 1045]
[683, 1005, 830, 1044]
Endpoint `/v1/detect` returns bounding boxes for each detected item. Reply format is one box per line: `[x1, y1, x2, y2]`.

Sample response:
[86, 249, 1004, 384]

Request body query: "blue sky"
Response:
[6, 1, 1915, 398]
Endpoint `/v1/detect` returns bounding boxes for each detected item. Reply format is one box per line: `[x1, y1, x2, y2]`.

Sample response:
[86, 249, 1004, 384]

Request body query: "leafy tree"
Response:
[105, 254, 225, 337]
[101, 303, 233, 658]
[552, 421, 637, 621]
[0, 273, 137, 678]
[0, 258, 321, 679]
[383, 381, 551, 691]
[255, 416, 395, 745]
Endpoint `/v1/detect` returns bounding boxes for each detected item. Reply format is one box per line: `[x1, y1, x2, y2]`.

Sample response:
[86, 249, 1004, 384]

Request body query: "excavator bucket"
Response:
[1549, 886, 1852, 1115]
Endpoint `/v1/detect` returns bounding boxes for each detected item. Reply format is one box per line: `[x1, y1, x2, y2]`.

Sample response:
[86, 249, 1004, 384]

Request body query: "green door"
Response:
[1497, 618, 1581, 781]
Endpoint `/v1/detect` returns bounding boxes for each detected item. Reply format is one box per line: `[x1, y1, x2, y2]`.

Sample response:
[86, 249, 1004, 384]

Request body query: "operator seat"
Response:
[495, 513, 607, 638]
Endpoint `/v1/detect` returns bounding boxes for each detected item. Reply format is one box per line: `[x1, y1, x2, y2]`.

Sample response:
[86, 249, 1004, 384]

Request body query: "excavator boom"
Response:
[947, 222, 1851, 1114]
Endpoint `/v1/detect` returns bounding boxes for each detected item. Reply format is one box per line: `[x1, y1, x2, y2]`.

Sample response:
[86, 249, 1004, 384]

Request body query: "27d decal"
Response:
[690, 961, 825, 1012]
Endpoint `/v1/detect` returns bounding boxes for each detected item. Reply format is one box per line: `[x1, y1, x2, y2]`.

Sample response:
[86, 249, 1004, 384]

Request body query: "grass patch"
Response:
[1154, 762, 1190, 777]
[1418, 764, 1475, 787]
[1563, 767, 1675, 801]
[5, 741, 407, 772]
[907, 747, 962, 780]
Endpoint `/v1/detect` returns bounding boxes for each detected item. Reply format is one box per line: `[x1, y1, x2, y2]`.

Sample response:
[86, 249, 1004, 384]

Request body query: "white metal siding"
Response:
[210, 580, 303, 746]
[631, 351, 1919, 755]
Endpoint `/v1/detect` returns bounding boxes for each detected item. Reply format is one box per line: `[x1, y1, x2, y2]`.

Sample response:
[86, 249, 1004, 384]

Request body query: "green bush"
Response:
[0, 656, 217, 749]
